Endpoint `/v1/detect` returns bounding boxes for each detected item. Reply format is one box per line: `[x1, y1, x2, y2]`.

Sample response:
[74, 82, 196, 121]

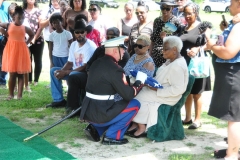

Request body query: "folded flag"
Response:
[129, 70, 163, 89]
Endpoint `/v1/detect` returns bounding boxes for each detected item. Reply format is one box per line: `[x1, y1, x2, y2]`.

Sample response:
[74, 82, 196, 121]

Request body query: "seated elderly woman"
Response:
[126, 36, 189, 138]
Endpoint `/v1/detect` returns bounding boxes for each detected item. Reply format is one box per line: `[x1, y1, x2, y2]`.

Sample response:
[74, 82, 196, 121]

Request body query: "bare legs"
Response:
[127, 122, 146, 136]
[7, 72, 24, 100]
[183, 93, 202, 125]
[225, 121, 240, 160]
[8, 73, 17, 99]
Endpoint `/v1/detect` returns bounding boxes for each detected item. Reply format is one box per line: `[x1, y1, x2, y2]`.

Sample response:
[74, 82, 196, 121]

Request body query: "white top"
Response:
[133, 57, 189, 129]
[42, 7, 60, 41]
[49, 30, 73, 57]
[68, 39, 97, 70]
[88, 15, 113, 42]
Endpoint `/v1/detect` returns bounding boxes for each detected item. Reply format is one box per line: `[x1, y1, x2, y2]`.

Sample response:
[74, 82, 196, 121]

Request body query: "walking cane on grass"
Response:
[24, 107, 82, 141]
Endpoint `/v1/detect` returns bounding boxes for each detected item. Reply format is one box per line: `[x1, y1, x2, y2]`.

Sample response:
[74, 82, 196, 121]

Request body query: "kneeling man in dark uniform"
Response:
[80, 36, 143, 145]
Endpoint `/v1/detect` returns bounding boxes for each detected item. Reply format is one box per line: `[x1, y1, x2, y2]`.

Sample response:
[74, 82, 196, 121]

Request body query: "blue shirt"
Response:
[216, 21, 240, 63]
[0, 1, 10, 23]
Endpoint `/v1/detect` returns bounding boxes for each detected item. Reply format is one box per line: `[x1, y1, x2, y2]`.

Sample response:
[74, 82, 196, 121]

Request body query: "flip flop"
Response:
[214, 149, 227, 158]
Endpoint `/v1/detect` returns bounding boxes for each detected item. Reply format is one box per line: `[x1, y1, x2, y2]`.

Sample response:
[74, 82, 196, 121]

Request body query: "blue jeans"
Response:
[91, 99, 140, 140]
[50, 67, 79, 102]
[0, 40, 7, 85]
[52, 56, 68, 68]
[0, 71, 7, 85]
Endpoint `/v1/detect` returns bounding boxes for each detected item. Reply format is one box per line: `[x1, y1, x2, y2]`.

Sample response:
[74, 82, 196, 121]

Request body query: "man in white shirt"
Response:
[46, 19, 97, 108]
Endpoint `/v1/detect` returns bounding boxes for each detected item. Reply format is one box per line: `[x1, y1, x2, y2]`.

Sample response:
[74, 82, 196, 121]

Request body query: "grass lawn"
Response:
[0, 1, 230, 160]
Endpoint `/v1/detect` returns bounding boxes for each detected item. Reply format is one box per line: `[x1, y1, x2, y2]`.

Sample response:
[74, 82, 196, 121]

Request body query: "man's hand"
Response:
[54, 70, 68, 79]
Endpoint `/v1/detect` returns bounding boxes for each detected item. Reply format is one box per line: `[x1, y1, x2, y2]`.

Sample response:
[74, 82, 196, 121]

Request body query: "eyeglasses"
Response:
[88, 8, 97, 12]
[160, 6, 171, 11]
[74, 30, 85, 34]
[106, 35, 117, 40]
[133, 43, 147, 49]
[175, 0, 183, 2]
[135, 11, 145, 15]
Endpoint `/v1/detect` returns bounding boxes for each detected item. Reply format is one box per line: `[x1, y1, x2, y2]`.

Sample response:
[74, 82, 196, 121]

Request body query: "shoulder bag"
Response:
[188, 47, 210, 78]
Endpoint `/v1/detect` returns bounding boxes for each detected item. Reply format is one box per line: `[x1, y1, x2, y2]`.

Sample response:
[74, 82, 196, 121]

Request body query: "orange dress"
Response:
[2, 23, 31, 74]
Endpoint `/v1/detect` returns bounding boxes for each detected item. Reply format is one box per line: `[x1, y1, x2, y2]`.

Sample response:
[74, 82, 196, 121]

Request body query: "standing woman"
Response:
[62, 0, 89, 37]
[88, 4, 112, 42]
[117, 2, 137, 45]
[205, 0, 240, 159]
[149, 0, 181, 68]
[128, 1, 153, 57]
[23, 0, 44, 86]
[179, 3, 211, 129]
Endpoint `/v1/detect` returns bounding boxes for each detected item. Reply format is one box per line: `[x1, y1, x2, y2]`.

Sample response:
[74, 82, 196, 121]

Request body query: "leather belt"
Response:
[86, 92, 114, 100]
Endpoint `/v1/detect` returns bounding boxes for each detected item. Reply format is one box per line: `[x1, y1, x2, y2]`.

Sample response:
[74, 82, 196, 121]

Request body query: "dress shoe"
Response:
[84, 124, 100, 142]
[127, 131, 147, 138]
[125, 128, 137, 135]
[188, 122, 202, 129]
[46, 99, 66, 108]
[182, 119, 193, 125]
[102, 137, 129, 145]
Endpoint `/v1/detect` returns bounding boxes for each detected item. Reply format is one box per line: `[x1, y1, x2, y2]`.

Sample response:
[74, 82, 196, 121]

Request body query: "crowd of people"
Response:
[0, 0, 240, 159]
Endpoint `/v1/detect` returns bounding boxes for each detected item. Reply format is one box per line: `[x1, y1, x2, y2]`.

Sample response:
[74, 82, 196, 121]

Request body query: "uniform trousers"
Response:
[91, 99, 140, 140]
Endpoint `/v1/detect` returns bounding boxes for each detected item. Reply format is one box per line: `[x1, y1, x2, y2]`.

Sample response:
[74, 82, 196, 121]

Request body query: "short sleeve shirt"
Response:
[49, 30, 73, 57]
[68, 39, 97, 69]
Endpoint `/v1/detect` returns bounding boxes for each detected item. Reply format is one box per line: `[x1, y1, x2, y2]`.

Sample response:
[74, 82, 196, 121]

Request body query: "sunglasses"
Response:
[135, 11, 145, 15]
[88, 8, 97, 12]
[133, 43, 147, 49]
[74, 30, 85, 34]
[160, 6, 171, 11]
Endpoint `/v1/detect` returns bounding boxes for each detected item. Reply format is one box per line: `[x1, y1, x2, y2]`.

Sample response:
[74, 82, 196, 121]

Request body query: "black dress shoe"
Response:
[84, 124, 100, 142]
[128, 131, 147, 138]
[102, 137, 129, 145]
[46, 99, 67, 108]
[182, 119, 193, 125]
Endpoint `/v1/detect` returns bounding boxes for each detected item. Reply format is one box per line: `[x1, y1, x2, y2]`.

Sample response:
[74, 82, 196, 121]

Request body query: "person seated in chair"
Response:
[126, 36, 189, 138]
[80, 36, 144, 145]
[45, 19, 97, 108]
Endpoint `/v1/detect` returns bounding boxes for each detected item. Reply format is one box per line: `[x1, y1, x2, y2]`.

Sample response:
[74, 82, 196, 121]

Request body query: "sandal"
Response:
[214, 149, 227, 158]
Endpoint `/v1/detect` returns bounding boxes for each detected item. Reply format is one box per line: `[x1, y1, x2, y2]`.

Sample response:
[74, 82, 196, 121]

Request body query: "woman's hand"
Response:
[160, 31, 166, 39]
[220, 21, 228, 31]
[187, 47, 200, 58]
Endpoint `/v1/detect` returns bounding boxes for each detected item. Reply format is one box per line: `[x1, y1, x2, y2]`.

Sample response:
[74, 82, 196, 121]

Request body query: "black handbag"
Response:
[1, 23, 9, 47]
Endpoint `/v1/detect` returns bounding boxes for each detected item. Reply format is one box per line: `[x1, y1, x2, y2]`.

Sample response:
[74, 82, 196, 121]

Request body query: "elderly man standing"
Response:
[80, 36, 143, 145]
[46, 19, 97, 108]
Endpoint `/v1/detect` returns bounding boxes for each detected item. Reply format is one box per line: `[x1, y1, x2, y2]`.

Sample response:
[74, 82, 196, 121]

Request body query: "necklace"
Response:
[135, 53, 148, 61]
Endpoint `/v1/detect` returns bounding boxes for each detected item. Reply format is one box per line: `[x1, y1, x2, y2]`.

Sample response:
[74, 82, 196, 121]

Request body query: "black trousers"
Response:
[67, 71, 88, 110]
[28, 38, 45, 82]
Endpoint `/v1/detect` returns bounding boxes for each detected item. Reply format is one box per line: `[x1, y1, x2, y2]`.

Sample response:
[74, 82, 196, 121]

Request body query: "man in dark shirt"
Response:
[80, 36, 143, 145]
[66, 27, 130, 114]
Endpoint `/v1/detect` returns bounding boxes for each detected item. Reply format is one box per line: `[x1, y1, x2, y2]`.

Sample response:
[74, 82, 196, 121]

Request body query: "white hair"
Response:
[163, 36, 183, 53]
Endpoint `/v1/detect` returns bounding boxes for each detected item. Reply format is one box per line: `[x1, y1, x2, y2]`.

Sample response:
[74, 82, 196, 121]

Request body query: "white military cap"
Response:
[102, 36, 127, 49]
